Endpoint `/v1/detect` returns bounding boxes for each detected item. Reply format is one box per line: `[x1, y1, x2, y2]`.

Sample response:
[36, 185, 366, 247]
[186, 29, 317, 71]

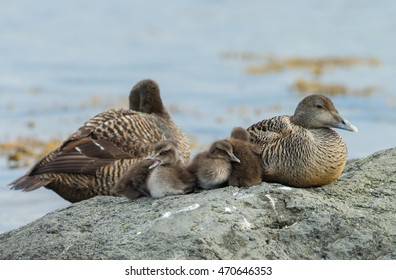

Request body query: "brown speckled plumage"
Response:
[247, 94, 358, 188]
[9, 79, 190, 202]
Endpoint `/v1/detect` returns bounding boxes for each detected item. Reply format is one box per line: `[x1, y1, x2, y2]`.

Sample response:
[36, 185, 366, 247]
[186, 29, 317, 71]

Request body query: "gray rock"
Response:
[1, 148, 395, 260]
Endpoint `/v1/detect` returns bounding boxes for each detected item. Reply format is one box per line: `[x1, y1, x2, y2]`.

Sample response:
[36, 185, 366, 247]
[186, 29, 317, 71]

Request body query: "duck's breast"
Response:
[260, 126, 347, 187]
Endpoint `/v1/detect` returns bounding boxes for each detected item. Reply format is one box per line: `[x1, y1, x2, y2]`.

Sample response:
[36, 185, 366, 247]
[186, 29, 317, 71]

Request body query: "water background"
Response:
[1, 0, 395, 233]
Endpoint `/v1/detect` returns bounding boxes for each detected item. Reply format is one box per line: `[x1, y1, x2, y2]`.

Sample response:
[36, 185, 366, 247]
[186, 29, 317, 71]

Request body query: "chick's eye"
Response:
[159, 150, 170, 155]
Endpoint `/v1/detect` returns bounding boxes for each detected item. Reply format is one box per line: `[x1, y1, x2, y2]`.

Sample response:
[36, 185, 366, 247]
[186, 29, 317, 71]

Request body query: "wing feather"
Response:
[247, 115, 292, 144]
[27, 109, 169, 176]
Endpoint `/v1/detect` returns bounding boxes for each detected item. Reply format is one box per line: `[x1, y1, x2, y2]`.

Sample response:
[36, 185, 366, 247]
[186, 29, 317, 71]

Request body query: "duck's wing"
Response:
[25, 109, 169, 176]
[30, 143, 123, 175]
[61, 108, 166, 156]
[247, 115, 293, 144]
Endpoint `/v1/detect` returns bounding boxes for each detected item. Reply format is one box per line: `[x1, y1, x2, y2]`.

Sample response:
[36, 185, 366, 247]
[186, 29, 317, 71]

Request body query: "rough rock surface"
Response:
[1, 148, 395, 260]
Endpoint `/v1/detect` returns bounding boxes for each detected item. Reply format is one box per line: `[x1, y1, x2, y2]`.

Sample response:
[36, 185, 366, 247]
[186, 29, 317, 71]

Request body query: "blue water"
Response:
[1, 0, 395, 233]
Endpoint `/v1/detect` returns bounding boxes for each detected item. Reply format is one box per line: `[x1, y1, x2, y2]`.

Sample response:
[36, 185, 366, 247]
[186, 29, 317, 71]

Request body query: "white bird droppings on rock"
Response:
[265, 194, 276, 211]
[162, 204, 200, 219]
[162, 212, 172, 218]
[278, 186, 293, 191]
[177, 203, 200, 213]
[240, 217, 252, 230]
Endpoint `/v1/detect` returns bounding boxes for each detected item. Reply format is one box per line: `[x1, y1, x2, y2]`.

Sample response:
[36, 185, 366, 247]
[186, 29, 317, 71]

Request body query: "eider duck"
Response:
[114, 140, 194, 199]
[189, 139, 240, 190]
[9, 79, 190, 202]
[227, 127, 263, 188]
[247, 94, 358, 188]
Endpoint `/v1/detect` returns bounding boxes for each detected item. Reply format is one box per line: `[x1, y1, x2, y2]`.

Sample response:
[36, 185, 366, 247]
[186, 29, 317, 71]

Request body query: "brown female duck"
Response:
[9, 79, 190, 202]
[247, 94, 358, 188]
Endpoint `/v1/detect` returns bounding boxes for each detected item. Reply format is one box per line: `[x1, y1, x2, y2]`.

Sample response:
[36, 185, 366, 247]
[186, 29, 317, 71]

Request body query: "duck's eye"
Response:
[315, 104, 323, 109]
[159, 149, 171, 155]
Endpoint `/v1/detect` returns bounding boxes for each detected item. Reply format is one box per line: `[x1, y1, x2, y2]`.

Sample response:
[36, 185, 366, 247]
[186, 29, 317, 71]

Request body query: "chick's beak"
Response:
[146, 154, 161, 169]
[230, 153, 241, 163]
[148, 160, 161, 169]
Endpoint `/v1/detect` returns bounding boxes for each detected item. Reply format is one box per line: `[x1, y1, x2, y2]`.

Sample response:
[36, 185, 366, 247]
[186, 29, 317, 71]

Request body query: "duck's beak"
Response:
[145, 155, 155, 161]
[229, 153, 241, 163]
[146, 155, 161, 169]
[332, 113, 358, 132]
[148, 159, 161, 169]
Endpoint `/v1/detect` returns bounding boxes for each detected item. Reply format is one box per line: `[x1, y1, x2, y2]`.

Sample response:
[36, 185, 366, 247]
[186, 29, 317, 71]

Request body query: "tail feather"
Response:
[9, 175, 52, 192]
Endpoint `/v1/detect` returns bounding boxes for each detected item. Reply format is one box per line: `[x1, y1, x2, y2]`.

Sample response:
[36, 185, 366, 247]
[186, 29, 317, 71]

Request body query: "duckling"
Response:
[227, 127, 263, 188]
[247, 94, 358, 188]
[189, 140, 240, 190]
[112, 159, 154, 200]
[9, 79, 191, 202]
[145, 140, 195, 198]
[114, 140, 194, 199]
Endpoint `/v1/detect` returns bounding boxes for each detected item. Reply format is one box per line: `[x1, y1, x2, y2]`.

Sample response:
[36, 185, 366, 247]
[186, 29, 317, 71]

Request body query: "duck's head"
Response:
[147, 140, 179, 169]
[290, 94, 358, 132]
[129, 79, 167, 116]
[230, 127, 250, 142]
[208, 140, 240, 163]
